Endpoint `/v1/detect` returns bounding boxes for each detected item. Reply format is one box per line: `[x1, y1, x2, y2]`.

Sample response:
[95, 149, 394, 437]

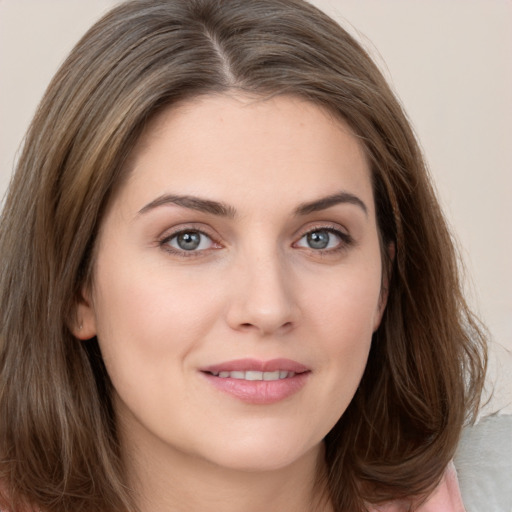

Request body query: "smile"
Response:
[201, 359, 310, 404]
[208, 370, 296, 380]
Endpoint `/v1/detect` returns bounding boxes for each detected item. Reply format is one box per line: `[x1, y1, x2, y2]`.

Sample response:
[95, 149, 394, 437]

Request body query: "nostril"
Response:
[239, 321, 293, 332]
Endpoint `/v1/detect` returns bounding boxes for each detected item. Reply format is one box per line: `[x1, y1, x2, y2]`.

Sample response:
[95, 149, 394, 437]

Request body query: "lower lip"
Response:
[202, 372, 310, 404]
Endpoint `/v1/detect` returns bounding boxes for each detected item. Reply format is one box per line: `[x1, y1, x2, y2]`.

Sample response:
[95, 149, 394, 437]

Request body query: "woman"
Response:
[0, 0, 486, 511]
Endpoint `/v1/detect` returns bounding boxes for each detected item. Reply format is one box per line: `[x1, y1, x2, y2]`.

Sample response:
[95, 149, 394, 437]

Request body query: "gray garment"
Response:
[455, 414, 512, 512]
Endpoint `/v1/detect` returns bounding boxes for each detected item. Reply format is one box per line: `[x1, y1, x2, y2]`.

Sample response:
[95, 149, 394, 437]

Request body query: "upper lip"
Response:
[201, 358, 309, 374]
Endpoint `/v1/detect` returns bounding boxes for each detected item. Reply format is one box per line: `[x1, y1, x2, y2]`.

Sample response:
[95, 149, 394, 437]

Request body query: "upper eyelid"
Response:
[158, 222, 350, 239]
[298, 227, 351, 240]
[163, 229, 213, 243]
[159, 224, 218, 241]
[301, 225, 346, 235]
[294, 221, 350, 239]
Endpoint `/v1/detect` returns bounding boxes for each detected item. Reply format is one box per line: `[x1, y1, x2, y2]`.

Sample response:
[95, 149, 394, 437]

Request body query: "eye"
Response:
[295, 228, 349, 251]
[164, 230, 215, 252]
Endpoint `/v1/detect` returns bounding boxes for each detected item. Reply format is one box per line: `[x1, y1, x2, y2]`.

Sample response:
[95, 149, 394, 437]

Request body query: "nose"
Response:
[225, 249, 300, 336]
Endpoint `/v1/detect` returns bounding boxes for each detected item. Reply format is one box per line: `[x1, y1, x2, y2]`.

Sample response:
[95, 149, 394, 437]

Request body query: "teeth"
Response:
[212, 370, 296, 381]
[245, 371, 263, 381]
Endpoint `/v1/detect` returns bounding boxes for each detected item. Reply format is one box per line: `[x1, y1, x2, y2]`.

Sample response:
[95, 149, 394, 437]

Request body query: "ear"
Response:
[70, 286, 97, 340]
[373, 241, 395, 331]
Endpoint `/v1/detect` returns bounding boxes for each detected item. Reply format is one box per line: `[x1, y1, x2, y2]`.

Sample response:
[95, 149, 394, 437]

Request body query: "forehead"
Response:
[118, 93, 374, 216]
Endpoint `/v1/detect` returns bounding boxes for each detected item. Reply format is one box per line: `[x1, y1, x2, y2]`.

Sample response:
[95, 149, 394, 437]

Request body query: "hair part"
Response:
[0, 1, 486, 511]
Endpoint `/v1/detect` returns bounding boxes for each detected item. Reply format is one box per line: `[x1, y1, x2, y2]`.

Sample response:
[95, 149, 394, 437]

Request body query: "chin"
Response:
[196, 432, 322, 473]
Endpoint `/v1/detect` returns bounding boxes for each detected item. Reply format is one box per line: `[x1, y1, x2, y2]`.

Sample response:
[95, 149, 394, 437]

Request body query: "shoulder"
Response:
[415, 462, 465, 512]
[368, 462, 465, 512]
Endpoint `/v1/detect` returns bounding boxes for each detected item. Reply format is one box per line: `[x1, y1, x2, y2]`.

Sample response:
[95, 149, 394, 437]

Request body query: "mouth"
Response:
[206, 369, 299, 380]
[200, 359, 310, 404]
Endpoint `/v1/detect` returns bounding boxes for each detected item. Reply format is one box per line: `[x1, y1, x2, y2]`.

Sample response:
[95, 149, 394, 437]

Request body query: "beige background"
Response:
[1, 0, 511, 414]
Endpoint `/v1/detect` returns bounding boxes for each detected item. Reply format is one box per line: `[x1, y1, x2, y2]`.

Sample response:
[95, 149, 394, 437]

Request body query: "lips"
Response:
[200, 358, 310, 404]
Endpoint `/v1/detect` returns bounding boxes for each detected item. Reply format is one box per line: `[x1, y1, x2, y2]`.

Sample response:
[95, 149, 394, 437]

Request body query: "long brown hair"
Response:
[0, 1, 486, 511]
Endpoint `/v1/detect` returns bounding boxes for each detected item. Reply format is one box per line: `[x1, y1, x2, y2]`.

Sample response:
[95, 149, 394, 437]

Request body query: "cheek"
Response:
[304, 262, 382, 342]
[90, 265, 228, 441]
[91, 263, 224, 380]
[300, 265, 381, 417]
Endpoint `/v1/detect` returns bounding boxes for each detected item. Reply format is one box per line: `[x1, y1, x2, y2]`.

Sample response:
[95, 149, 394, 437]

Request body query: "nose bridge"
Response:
[227, 240, 298, 335]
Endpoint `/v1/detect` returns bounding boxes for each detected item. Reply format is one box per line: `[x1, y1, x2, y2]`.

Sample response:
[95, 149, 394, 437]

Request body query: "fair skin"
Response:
[75, 94, 386, 512]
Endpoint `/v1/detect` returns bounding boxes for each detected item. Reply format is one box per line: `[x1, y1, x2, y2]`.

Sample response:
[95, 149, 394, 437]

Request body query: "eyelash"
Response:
[295, 226, 354, 255]
[158, 224, 353, 258]
[158, 226, 220, 258]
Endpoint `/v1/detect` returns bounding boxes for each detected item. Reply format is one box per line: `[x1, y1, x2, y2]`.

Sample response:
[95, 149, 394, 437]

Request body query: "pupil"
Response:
[177, 232, 201, 250]
[307, 230, 329, 249]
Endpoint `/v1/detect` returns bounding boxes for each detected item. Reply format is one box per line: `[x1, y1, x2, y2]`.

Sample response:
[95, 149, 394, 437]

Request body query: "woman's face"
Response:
[77, 94, 386, 472]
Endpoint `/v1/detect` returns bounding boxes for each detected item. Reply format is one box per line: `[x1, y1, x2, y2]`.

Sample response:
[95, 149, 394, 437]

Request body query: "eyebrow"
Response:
[294, 191, 368, 217]
[138, 194, 237, 218]
[137, 190, 367, 218]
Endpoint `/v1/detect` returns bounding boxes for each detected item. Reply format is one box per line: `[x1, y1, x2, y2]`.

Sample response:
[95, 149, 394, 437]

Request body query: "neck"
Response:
[120, 422, 332, 512]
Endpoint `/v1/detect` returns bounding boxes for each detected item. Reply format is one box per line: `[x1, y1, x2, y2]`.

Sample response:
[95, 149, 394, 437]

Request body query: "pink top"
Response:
[369, 462, 465, 512]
